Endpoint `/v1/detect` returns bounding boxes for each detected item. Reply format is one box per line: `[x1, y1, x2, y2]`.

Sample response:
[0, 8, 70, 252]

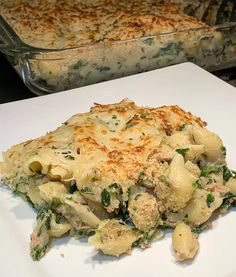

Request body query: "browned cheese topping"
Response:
[0, 0, 206, 48]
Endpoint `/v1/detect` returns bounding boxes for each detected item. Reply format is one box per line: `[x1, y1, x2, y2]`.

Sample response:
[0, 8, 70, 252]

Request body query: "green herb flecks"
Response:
[200, 166, 210, 178]
[138, 232, 151, 247]
[200, 165, 222, 178]
[116, 204, 133, 225]
[139, 171, 145, 177]
[37, 207, 50, 220]
[192, 180, 202, 189]
[108, 183, 122, 194]
[78, 230, 85, 237]
[221, 192, 236, 209]
[44, 214, 52, 230]
[80, 187, 94, 195]
[176, 148, 189, 157]
[31, 244, 48, 261]
[37, 210, 52, 236]
[206, 193, 215, 207]
[135, 230, 156, 248]
[51, 197, 61, 209]
[55, 213, 63, 224]
[136, 170, 146, 186]
[158, 175, 172, 187]
[221, 146, 226, 156]
[209, 165, 222, 174]
[179, 124, 186, 131]
[223, 166, 236, 182]
[140, 113, 148, 119]
[152, 42, 181, 60]
[125, 119, 138, 129]
[101, 188, 111, 207]
[191, 225, 206, 237]
[96, 66, 111, 72]
[73, 60, 87, 70]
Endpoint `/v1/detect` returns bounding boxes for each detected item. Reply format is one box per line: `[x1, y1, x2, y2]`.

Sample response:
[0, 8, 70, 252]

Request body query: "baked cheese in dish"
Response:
[1, 99, 236, 261]
[0, 0, 206, 49]
[1, 1, 235, 95]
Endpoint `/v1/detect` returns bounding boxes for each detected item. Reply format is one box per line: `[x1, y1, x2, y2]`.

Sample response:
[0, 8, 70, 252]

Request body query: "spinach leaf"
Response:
[223, 166, 236, 181]
[200, 166, 209, 177]
[221, 192, 236, 209]
[176, 148, 189, 157]
[55, 213, 63, 224]
[73, 60, 87, 70]
[31, 244, 48, 261]
[191, 225, 206, 236]
[101, 189, 111, 207]
[206, 193, 215, 207]
[200, 165, 222, 178]
[96, 66, 111, 72]
[50, 197, 61, 209]
[81, 187, 94, 195]
[192, 180, 202, 189]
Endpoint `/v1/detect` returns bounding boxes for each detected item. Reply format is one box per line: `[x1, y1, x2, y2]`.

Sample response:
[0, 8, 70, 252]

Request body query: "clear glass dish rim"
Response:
[0, 15, 236, 56]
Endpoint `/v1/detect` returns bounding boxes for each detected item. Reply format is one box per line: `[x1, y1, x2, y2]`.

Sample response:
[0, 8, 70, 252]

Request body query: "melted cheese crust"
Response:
[0, 99, 206, 193]
[0, 0, 206, 48]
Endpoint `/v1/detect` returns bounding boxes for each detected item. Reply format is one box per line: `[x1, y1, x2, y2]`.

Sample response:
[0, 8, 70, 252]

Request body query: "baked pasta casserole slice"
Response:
[1, 99, 236, 261]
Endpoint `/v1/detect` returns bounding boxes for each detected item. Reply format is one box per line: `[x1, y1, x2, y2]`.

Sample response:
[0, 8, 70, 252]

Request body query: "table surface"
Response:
[0, 52, 235, 104]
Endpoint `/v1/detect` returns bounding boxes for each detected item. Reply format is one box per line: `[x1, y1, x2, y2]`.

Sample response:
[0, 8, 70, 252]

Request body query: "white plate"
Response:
[1, 62, 236, 277]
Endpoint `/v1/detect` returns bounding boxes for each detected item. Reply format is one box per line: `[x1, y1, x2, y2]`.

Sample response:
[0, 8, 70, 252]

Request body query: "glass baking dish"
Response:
[0, 2, 236, 95]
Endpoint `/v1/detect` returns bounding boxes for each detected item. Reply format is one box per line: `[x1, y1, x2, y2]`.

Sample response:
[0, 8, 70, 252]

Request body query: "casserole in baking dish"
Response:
[0, 0, 236, 94]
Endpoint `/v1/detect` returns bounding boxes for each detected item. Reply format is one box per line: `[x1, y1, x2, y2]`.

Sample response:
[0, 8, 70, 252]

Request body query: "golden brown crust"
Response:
[0, 99, 206, 195]
[0, 0, 206, 48]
